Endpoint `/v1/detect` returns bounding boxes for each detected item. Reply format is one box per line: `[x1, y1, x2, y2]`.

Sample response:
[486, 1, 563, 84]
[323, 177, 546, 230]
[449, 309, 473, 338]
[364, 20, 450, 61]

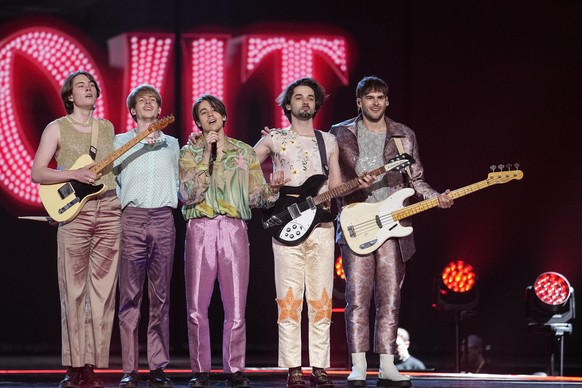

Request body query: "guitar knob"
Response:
[292, 225, 297, 229]
[286, 227, 291, 232]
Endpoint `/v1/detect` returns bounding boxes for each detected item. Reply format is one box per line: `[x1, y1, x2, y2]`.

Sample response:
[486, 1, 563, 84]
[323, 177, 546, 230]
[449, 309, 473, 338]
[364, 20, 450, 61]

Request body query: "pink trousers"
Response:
[184, 216, 249, 373]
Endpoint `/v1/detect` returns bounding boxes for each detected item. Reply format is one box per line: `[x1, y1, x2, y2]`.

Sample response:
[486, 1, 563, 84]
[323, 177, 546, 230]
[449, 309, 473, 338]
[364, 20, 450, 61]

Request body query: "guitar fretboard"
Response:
[392, 179, 492, 221]
[313, 163, 395, 205]
[90, 116, 174, 174]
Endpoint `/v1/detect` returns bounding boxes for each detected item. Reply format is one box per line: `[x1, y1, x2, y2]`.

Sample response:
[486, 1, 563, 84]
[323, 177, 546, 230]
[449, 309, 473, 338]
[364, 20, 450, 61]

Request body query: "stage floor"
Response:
[2, 369, 582, 387]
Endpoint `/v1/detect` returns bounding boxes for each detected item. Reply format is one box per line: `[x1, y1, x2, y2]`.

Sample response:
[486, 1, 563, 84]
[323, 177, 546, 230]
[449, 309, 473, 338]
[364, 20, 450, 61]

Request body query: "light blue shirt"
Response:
[114, 129, 180, 209]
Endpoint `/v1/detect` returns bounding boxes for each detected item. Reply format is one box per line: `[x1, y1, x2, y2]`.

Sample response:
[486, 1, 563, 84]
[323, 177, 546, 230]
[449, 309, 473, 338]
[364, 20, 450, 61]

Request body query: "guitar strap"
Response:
[89, 118, 99, 161]
[392, 136, 412, 180]
[314, 130, 329, 177]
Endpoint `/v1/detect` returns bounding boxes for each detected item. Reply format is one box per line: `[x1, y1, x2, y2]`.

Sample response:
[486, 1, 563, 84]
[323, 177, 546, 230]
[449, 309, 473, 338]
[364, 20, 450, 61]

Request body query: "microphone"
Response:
[209, 141, 217, 175]
[211, 142, 217, 163]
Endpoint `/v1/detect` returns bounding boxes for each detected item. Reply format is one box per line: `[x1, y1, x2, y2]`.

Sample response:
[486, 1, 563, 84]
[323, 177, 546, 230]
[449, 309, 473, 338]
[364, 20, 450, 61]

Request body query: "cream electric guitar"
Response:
[340, 165, 524, 255]
[39, 115, 175, 222]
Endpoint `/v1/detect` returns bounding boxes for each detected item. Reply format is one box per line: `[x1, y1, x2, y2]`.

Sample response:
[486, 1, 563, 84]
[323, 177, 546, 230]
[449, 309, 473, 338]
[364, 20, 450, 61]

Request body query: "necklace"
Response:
[67, 115, 93, 127]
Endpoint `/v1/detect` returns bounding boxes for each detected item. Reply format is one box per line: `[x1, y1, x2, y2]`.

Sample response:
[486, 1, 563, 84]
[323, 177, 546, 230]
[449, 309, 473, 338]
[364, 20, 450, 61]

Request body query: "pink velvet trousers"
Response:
[184, 216, 249, 373]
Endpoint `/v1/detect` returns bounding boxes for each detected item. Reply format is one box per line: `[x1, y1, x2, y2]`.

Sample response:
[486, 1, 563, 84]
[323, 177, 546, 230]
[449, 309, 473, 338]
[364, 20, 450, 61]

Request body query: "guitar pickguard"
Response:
[277, 207, 317, 243]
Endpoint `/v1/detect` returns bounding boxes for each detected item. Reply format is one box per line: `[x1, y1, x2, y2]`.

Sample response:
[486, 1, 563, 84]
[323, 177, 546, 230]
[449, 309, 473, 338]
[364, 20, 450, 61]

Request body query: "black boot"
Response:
[81, 364, 105, 388]
[59, 367, 82, 388]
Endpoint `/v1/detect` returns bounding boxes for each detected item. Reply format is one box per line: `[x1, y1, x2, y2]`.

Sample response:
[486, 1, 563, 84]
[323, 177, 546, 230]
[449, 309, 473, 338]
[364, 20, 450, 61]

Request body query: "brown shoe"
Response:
[287, 367, 305, 388]
[310, 368, 334, 387]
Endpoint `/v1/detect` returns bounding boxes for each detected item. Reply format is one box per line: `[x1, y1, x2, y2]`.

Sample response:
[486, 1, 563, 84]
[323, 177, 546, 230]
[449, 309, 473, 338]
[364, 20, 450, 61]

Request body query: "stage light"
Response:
[526, 272, 575, 325]
[433, 260, 479, 311]
[525, 272, 575, 376]
[335, 256, 345, 280]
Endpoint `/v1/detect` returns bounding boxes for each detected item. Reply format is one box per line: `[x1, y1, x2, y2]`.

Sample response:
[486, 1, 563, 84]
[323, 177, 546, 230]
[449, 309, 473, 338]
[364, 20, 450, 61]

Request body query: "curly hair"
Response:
[277, 77, 326, 123]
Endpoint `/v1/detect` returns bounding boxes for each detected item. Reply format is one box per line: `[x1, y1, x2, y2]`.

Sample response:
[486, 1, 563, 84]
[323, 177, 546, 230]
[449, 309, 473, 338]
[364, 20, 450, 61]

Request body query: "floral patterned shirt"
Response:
[179, 135, 278, 221]
[269, 128, 337, 193]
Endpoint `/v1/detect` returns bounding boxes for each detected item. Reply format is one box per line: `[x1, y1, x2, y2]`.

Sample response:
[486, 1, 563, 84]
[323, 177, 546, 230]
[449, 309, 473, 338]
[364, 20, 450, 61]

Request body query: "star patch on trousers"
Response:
[276, 287, 303, 323]
[308, 288, 332, 322]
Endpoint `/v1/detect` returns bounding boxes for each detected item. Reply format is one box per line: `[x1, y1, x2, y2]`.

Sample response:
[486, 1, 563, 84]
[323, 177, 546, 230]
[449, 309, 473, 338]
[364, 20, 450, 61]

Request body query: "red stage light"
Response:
[525, 271, 575, 325]
[441, 260, 476, 293]
[525, 272, 575, 376]
[335, 256, 345, 280]
[433, 260, 478, 311]
[534, 272, 571, 306]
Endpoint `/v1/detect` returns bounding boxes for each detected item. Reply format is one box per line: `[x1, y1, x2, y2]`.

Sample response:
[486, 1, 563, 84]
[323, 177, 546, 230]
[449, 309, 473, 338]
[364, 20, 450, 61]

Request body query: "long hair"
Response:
[60, 70, 101, 114]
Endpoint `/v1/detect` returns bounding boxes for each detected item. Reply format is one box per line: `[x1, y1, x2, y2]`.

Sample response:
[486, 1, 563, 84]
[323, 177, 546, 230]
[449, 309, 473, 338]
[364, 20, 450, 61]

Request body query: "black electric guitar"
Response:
[38, 115, 175, 222]
[340, 165, 524, 255]
[262, 153, 414, 245]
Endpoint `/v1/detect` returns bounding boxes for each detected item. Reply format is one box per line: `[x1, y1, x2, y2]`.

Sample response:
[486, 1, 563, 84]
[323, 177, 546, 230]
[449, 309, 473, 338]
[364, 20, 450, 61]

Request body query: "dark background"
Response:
[1, 0, 581, 375]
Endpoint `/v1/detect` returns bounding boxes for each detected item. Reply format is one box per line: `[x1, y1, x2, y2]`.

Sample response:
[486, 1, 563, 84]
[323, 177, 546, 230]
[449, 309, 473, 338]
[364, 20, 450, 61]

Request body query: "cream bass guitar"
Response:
[38, 115, 175, 222]
[340, 166, 524, 255]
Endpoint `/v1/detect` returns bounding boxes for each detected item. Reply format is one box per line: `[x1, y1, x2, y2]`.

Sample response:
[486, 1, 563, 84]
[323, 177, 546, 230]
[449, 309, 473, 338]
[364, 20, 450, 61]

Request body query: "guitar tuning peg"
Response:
[490, 164, 497, 172]
[514, 162, 520, 170]
[506, 164, 512, 171]
[497, 164, 505, 171]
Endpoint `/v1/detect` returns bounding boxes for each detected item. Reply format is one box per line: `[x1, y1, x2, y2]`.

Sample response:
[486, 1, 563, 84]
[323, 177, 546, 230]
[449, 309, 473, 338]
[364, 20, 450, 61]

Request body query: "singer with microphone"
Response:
[179, 94, 286, 388]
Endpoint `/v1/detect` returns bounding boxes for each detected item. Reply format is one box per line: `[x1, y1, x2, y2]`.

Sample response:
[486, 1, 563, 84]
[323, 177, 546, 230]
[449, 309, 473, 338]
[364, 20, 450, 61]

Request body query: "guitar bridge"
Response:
[347, 225, 356, 238]
[59, 197, 80, 214]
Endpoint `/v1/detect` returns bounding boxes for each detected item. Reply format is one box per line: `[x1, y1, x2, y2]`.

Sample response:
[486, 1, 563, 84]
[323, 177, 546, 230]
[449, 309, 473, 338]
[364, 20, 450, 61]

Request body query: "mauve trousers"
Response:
[340, 238, 406, 355]
[57, 194, 121, 368]
[184, 216, 249, 373]
[118, 206, 175, 373]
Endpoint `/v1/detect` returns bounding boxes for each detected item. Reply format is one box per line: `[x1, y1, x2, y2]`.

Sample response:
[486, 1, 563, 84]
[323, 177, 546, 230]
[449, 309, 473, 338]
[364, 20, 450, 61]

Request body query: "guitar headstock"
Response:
[147, 114, 175, 133]
[487, 163, 524, 184]
[387, 153, 415, 172]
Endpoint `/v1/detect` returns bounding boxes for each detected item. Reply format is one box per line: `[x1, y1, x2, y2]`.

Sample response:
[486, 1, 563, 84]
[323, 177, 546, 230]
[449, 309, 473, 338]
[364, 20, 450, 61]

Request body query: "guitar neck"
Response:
[392, 179, 491, 221]
[313, 164, 389, 205]
[89, 125, 158, 174]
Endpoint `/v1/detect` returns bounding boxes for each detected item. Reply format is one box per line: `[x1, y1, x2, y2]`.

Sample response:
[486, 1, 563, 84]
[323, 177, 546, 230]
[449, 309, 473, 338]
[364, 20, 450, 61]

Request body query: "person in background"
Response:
[460, 334, 492, 373]
[31, 70, 121, 388]
[180, 94, 283, 388]
[395, 328, 426, 371]
[114, 84, 179, 388]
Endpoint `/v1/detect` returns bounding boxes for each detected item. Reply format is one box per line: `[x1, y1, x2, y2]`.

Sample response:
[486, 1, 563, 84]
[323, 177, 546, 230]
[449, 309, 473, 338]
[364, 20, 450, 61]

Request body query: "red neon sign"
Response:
[0, 23, 351, 210]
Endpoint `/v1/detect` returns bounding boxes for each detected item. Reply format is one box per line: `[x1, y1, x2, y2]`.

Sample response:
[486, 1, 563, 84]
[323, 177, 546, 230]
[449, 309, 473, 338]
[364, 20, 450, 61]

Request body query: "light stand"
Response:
[528, 323, 572, 376]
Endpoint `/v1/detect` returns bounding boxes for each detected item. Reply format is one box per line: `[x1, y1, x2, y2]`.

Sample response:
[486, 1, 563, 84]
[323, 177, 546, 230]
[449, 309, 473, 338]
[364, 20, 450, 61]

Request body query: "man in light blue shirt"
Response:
[114, 84, 179, 388]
